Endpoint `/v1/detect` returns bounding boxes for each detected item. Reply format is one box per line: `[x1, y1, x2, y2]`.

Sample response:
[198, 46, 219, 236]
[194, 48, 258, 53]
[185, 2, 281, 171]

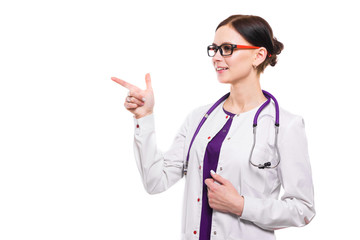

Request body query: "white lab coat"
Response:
[133, 98, 315, 240]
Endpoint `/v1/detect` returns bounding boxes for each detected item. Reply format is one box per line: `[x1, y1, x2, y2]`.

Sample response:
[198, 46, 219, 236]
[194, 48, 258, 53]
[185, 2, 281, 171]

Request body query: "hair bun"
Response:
[269, 38, 284, 67]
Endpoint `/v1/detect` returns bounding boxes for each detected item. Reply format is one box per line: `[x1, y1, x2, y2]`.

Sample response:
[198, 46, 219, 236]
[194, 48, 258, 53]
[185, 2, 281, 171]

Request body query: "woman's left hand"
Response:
[205, 170, 244, 216]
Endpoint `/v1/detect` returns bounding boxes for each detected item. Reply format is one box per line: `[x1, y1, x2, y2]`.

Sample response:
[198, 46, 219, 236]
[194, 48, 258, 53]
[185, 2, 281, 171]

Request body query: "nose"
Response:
[212, 49, 223, 63]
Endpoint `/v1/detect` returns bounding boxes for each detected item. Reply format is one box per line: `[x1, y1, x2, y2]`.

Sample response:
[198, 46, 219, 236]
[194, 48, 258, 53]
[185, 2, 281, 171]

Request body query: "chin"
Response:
[216, 75, 233, 84]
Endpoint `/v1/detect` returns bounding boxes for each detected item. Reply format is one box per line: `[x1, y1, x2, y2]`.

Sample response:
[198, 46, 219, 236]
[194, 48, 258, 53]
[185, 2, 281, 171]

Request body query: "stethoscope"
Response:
[183, 90, 281, 176]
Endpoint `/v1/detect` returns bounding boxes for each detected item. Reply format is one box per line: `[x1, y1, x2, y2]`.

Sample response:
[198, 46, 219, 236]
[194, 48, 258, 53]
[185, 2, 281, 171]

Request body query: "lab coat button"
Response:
[136, 124, 139, 128]
[193, 231, 197, 235]
[226, 115, 229, 119]
[208, 136, 211, 140]
[227, 137, 231, 140]
[197, 198, 200, 202]
[219, 167, 223, 171]
[199, 165, 201, 170]
[214, 231, 217, 235]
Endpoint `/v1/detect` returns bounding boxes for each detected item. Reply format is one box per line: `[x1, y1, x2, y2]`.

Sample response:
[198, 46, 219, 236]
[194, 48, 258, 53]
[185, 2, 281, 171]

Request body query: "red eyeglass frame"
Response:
[208, 44, 271, 57]
[235, 45, 271, 57]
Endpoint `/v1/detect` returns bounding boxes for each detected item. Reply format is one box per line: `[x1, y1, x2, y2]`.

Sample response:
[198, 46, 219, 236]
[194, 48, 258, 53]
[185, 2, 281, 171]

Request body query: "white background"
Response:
[0, 0, 359, 239]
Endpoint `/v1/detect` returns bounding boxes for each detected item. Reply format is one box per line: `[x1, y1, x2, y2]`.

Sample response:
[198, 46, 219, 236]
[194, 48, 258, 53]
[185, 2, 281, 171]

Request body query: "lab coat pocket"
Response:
[242, 145, 278, 197]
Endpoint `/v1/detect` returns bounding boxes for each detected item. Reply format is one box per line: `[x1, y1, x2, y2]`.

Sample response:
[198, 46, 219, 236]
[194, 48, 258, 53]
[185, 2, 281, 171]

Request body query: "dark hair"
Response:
[216, 15, 284, 73]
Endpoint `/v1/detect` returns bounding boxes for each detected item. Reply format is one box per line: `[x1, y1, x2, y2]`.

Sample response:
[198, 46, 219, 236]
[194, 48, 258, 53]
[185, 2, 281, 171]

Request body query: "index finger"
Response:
[204, 178, 216, 189]
[111, 77, 140, 91]
[210, 170, 227, 185]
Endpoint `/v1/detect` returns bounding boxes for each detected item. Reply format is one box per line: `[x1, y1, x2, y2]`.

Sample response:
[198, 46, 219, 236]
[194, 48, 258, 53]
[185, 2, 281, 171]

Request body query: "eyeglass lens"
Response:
[207, 44, 233, 57]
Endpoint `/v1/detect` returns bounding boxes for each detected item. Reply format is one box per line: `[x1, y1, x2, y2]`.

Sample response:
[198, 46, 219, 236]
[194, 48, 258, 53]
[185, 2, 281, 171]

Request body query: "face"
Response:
[212, 25, 258, 84]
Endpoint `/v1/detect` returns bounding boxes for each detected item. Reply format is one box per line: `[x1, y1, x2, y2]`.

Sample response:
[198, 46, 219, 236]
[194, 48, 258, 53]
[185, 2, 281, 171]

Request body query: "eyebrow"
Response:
[212, 41, 233, 46]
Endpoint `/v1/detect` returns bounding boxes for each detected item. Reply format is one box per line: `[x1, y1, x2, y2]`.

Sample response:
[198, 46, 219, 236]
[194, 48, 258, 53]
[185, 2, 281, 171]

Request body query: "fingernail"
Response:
[142, 97, 146, 102]
[210, 170, 215, 175]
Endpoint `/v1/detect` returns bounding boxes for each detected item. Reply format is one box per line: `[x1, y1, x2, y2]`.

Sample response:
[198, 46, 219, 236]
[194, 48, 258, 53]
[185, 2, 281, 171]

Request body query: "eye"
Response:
[222, 45, 232, 53]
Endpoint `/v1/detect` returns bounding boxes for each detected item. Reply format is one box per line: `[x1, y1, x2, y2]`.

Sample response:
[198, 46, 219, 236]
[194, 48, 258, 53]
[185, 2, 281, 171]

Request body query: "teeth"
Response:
[217, 67, 228, 71]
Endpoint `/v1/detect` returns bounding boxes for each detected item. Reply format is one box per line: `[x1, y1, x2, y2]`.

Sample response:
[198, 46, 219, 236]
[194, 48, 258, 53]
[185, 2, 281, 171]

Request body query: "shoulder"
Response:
[276, 106, 307, 143]
[279, 106, 305, 129]
[186, 103, 212, 123]
[182, 96, 224, 130]
[259, 103, 308, 147]
[175, 103, 212, 135]
[261, 102, 305, 132]
[262, 102, 304, 124]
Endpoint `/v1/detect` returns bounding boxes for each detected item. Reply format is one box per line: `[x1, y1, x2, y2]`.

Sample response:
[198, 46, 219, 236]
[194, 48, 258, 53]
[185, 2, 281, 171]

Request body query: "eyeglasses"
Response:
[207, 44, 260, 57]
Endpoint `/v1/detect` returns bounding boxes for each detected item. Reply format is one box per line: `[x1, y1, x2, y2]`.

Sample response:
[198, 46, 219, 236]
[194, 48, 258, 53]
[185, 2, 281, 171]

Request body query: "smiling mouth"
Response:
[216, 67, 228, 71]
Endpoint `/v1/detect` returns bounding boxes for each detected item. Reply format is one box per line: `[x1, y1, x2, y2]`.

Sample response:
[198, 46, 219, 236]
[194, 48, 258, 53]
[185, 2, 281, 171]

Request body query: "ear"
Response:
[253, 47, 268, 67]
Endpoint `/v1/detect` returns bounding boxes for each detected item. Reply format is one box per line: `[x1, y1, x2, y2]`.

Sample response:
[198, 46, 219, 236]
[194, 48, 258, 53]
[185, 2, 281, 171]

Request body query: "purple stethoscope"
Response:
[183, 90, 281, 175]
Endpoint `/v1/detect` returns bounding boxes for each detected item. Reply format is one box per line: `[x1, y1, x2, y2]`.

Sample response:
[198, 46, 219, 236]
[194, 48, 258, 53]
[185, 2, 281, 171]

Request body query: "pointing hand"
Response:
[111, 73, 154, 119]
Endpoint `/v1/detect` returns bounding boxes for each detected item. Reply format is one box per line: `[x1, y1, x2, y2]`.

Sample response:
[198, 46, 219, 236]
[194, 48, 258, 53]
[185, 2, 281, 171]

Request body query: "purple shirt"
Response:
[199, 108, 236, 240]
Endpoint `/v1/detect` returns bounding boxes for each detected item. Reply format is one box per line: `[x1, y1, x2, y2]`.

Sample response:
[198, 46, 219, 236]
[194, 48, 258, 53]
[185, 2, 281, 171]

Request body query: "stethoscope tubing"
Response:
[184, 91, 280, 175]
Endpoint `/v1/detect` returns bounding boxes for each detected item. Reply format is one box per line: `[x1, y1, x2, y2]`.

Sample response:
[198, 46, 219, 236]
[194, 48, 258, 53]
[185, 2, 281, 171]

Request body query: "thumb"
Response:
[210, 170, 227, 185]
[145, 73, 152, 90]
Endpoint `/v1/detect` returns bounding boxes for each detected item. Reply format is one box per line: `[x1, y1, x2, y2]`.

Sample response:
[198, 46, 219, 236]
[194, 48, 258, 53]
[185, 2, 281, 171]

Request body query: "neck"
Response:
[223, 75, 267, 114]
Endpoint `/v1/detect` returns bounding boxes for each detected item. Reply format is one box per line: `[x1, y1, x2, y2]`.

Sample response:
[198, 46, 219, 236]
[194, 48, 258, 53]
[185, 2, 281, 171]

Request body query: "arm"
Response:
[111, 73, 190, 194]
[240, 116, 315, 230]
[133, 113, 188, 194]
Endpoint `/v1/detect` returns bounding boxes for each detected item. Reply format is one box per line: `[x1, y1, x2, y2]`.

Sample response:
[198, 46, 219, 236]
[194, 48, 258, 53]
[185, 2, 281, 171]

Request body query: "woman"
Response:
[112, 14, 315, 240]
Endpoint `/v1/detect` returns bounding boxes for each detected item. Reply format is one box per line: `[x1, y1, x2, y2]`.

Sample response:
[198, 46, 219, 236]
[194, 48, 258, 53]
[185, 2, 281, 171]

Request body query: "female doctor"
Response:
[112, 15, 315, 240]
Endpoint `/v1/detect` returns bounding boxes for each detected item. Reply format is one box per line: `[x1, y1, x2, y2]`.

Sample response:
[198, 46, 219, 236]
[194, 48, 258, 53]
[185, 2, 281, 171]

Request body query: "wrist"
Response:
[234, 195, 244, 216]
[134, 111, 153, 119]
